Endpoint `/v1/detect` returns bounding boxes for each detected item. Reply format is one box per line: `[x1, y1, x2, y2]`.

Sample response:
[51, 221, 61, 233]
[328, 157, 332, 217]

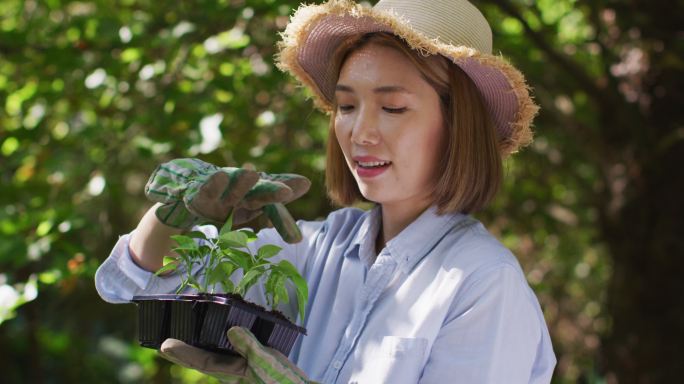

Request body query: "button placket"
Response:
[323, 252, 398, 383]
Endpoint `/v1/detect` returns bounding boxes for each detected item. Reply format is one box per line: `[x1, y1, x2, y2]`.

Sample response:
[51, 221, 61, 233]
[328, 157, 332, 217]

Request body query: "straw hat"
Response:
[276, 0, 538, 156]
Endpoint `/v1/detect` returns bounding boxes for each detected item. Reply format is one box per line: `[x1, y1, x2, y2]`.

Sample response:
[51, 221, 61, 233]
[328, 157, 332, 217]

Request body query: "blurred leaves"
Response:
[0, 274, 38, 325]
[1, 0, 681, 383]
[1, 0, 321, 382]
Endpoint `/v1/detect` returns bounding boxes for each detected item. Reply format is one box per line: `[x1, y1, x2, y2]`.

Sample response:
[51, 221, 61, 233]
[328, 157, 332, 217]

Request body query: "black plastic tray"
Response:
[131, 293, 305, 356]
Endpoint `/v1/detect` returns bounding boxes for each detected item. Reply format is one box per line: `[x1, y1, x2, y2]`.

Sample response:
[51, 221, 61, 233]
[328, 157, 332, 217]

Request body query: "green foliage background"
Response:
[2, 0, 682, 383]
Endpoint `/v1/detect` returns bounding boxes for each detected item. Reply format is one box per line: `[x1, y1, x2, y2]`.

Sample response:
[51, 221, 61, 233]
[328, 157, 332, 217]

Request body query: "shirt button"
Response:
[332, 361, 342, 369]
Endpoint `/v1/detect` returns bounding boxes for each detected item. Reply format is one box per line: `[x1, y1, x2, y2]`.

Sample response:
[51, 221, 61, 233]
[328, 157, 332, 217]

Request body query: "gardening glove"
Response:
[159, 327, 317, 384]
[145, 158, 310, 243]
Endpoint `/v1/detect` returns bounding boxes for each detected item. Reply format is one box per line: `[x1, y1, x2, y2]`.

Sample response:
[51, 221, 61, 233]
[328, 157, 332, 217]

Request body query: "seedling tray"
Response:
[132, 293, 306, 356]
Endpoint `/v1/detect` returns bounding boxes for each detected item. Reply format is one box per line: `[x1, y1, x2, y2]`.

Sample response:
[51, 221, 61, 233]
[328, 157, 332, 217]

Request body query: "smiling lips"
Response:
[353, 156, 392, 177]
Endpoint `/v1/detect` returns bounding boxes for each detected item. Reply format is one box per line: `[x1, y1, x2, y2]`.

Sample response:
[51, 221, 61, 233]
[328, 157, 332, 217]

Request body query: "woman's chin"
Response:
[357, 189, 386, 205]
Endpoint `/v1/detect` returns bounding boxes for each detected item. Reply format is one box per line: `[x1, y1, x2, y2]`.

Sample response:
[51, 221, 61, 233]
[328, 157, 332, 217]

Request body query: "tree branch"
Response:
[486, 0, 604, 100]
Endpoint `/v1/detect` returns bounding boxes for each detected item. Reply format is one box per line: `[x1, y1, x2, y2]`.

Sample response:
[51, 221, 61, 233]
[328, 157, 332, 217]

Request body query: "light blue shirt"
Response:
[96, 206, 556, 383]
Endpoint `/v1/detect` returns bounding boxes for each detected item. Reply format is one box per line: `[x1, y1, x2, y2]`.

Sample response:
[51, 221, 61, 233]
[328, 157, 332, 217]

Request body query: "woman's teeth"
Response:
[358, 161, 391, 168]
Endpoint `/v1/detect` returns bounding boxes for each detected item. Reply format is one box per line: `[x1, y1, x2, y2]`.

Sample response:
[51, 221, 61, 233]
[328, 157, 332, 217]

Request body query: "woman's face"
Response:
[334, 43, 445, 211]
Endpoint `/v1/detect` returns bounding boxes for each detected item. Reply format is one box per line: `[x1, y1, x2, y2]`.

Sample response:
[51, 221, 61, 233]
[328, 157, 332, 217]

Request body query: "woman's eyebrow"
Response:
[335, 84, 354, 93]
[334, 84, 413, 94]
[373, 85, 412, 94]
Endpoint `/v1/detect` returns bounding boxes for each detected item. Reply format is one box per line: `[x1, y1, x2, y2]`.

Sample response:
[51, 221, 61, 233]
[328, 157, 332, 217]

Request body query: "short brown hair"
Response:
[325, 33, 502, 214]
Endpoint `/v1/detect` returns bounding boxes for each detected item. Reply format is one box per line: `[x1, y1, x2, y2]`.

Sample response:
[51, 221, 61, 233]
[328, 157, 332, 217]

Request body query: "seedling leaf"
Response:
[257, 244, 282, 260]
[220, 262, 237, 278]
[155, 258, 178, 276]
[240, 229, 258, 243]
[206, 266, 226, 292]
[219, 231, 248, 248]
[170, 235, 198, 251]
[236, 268, 263, 296]
[220, 279, 235, 293]
[222, 249, 252, 271]
[220, 212, 234, 236]
[276, 260, 308, 321]
[185, 231, 208, 241]
[274, 274, 289, 305]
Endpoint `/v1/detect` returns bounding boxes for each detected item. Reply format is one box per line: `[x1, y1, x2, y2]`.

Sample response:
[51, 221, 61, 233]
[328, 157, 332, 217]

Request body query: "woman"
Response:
[95, 0, 556, 382]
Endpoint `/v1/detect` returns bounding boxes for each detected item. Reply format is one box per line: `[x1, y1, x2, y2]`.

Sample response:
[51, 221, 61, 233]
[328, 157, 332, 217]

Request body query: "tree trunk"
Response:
[600, 146, 684, 383]
[599, 40, 684, 381]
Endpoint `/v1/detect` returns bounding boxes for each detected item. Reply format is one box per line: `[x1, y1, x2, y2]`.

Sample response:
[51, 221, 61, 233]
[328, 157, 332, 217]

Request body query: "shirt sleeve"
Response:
[94, 225, 218, 304]
[418, 263, 556, 384]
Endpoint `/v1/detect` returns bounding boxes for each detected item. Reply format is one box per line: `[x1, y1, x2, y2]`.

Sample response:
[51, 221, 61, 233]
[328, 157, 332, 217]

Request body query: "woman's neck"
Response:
[376, 199, 431, 253]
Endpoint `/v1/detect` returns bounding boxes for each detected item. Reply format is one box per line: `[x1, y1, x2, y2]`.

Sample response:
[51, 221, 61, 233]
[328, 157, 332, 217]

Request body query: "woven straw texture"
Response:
[276, 0, 538, 156]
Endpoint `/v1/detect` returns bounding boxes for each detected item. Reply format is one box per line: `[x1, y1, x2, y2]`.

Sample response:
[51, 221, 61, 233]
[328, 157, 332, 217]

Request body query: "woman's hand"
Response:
[159, 326, 316, 384]
[144, 158, 310, 243]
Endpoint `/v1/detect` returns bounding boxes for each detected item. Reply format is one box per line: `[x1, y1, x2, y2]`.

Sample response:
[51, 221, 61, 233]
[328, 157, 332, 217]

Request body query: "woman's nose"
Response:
[351, 110, 380, 146]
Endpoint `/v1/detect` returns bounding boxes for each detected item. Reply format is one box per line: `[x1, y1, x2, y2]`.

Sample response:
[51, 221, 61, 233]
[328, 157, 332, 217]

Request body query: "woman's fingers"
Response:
[159, 338, 250, 378]
[241, 179, 294, 210]
[263, 203, 302, 243]
[259, 173, 311, 203]
[186, 168, 259, 222]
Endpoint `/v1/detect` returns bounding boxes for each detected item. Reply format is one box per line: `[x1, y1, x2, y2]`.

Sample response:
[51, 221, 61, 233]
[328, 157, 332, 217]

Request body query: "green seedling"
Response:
[155, 213, 309, 322]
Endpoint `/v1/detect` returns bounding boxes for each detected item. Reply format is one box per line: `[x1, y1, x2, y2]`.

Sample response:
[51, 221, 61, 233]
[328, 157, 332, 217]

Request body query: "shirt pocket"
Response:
[351, 336, 428, 384]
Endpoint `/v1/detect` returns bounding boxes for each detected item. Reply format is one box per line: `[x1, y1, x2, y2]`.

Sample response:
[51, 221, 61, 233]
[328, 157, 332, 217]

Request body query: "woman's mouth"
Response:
[354, 158, 391, 178]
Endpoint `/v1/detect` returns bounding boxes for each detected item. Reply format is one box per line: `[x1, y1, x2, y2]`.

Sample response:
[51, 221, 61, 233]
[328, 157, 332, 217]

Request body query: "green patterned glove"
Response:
[144, 158, 310, 243]
[228, 326, 315, 384]
[159, 338, 253, 383]
[159, 327, 317, 384]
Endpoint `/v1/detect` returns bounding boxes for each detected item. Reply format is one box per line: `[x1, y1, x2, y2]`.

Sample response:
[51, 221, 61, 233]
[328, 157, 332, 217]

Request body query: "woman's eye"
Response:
[383, 106, 407, 114]
[338, 104, 355, 112]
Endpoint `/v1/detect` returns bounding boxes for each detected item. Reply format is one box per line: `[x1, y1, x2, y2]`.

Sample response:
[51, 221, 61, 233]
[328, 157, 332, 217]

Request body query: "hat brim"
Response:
[276, 0, 537, 156]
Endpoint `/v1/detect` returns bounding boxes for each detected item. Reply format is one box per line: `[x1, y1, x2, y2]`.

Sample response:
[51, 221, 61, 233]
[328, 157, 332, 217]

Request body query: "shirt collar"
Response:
[344, 206, 382, 267]
[344, 205, 473, 273]
[386, 206, 472, 274]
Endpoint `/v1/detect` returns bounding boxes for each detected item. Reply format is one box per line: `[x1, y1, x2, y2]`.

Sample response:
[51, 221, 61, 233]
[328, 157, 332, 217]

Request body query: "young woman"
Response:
[96, 0, 556, 382]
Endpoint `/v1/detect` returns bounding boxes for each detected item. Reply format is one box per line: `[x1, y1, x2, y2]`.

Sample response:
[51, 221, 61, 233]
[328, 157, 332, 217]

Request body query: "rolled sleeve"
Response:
[94, 231, 185, 303]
